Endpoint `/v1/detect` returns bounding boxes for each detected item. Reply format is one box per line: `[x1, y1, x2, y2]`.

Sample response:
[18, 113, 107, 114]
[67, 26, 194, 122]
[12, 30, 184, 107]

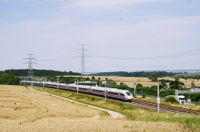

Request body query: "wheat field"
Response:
[79, 76, 200, 88]
[0, 85, 188, 132]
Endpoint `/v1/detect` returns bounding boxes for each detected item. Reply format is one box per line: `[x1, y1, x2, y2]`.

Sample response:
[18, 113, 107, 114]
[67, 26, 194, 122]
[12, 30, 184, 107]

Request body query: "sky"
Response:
[0, 0, 200, 73]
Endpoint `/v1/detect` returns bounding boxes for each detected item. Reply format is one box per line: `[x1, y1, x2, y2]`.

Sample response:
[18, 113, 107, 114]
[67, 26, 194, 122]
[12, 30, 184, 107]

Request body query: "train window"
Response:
[126, 92, 131, 96]
[79, 88, 88, 90]
[92, 90, 104, 92]
[120, 93, 125, 96]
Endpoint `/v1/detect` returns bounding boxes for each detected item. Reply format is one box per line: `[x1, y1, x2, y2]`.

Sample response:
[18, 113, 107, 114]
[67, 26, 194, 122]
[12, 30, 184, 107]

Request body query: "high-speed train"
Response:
[21, 80, 133, 101]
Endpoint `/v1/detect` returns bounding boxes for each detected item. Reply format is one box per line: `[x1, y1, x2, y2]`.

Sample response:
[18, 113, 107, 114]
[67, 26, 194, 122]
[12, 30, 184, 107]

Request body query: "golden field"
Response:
[73, 75, 200, 88]
[0, 85, 188, 132]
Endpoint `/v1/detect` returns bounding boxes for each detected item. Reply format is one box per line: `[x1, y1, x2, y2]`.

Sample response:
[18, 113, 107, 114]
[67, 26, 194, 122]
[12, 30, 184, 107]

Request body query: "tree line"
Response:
[5, 69, 80, 77]
[0, 69, 81, 85]
[175, 73, 200, 79]
[93, 71, 176, 77]
[0, 72, 19, 85]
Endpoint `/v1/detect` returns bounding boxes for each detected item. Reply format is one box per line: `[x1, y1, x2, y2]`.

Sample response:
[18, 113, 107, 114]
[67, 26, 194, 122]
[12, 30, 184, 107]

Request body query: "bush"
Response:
[164, 96, 178, 104]
[141, 91, 146, 98]
[137, 86, 175, 97]
[184, 93, 200, 102]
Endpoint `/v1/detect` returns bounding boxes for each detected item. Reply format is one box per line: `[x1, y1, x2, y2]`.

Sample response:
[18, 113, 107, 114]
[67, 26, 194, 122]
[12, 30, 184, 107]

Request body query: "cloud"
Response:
[71, 0, 172, 10]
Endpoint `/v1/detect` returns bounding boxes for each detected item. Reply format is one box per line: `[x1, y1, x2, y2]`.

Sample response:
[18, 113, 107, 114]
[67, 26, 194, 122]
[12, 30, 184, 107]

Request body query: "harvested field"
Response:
[68, 75, 158, 87]
[71, 75, 200, 88]
[0, 85, 188, 132]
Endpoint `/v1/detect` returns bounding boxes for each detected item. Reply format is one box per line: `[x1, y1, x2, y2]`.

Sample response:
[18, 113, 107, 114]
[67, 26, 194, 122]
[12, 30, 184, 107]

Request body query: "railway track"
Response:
[129, 99, 200, 116]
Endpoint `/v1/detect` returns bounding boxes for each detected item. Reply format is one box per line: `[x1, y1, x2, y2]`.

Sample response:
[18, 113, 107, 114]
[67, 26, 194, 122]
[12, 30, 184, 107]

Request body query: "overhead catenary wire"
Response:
[2, 48, 199, 72]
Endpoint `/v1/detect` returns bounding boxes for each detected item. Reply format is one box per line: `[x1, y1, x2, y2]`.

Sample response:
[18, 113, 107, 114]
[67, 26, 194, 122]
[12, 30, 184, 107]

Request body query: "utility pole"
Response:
[56, 76, 60, 90]
[157, 82, 170, 113]
[75, 79, 79, 94]
[104, 79, 107, 101]
[134, 81, 137, 98]
[157, 83, 160, 113]
[104, 87, 107, 101]
[25, 54, 36, 87]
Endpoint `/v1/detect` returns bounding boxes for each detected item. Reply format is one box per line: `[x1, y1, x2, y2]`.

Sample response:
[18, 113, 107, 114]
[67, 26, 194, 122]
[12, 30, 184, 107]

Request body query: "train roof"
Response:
[44, 81, 66, 86]
[21, 81, 131, 94]
[67, 84, 130, 94]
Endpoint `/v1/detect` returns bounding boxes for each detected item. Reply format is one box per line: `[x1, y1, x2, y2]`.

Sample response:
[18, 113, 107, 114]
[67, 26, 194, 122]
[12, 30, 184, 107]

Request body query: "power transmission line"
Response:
[94, 49, 200, 61]
[154, 59, 200, 70]
[81, 44, 85, 74]
[24, 54, 36, 79]
[84, 48, 200, 72]
[77, 44, 90, 74]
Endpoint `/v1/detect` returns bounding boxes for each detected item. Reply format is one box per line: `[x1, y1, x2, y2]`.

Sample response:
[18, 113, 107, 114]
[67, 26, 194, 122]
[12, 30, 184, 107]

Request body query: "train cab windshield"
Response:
[126, 92, 131, 96]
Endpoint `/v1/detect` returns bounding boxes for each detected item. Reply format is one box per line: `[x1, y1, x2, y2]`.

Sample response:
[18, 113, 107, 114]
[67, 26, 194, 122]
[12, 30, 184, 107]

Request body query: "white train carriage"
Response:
[67, 84, 133, 101]
[21, 81, 133, 101]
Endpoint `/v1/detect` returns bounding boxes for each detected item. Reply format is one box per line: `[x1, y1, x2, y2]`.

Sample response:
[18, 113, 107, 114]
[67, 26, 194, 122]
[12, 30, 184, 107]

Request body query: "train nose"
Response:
[127, 95, 133, 100]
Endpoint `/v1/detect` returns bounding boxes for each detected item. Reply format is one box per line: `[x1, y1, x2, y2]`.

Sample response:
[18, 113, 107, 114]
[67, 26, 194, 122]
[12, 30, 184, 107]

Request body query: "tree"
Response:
[106, 79, 117, 87]
[160, 79, 184, 90]
[141, 90, 146, 98]
[97, 77, 102, 86]
[105, 78, 108, 82]
[0, 73, 19, 85]
[173, 78, 184, 89]
[148, 76, 158, 82]
[91, 76, 96, 81]
[148, 72, 159, 82]
[164, 96, 178, 104]
[191, 80, 196, 88]
[117, 82, 129, 89]
[136, 83, 143, 88]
